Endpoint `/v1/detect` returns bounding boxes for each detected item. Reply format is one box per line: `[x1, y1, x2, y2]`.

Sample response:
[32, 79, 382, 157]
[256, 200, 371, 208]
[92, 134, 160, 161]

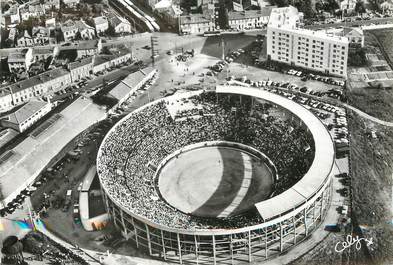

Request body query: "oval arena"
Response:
[97, 86, 335, 264]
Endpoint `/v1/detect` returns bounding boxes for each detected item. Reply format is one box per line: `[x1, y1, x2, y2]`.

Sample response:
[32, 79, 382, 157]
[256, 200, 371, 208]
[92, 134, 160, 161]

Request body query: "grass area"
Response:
[289, 233, 347, 265]
[346, 30, 393, 122]
[369, 29, 393, 67]
[348, 111, 393, 265]
[346, 87, 393, 122]
[289, 111, 393, 265]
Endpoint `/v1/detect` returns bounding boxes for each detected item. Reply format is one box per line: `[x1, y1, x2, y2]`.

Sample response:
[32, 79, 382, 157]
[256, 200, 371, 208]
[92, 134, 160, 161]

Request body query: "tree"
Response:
[294, 0, 315, 18]
[355, 0, 366, 14]
[1, 236, 25, 264]
[348, 47, 368, 66]
[105, 24, 116, 37]
[270, 0, 289, 7]
[322, 0, 339, 14]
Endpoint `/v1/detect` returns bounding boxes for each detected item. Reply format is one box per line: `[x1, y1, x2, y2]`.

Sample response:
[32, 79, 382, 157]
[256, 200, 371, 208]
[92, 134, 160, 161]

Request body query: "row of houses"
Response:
[3, 0, 81, 25]
[5, 11, 132, 48]
[1, 51, 132, 112]
[178, 6, 276, 35]
[0, 100, 52, 133]
[7, 39, 102, 75]
[93, 14, 133, 35]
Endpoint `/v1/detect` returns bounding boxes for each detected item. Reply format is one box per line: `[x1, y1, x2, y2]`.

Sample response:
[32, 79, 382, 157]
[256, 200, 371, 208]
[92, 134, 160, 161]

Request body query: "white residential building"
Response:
[76, 20, 96, 40]
[227, 7, 275, 31]
[325, 27, 364, 47]
[0, 68, 71, 111]
[381, 0, 393, 13]
[340, 0, 357, 14]
[43, 0, 60, 10]
[9, 6, 20, 24]
[93, 16, 109, 34]
[61, 20, 95, 41]
[61, 20, 79, 41]
[8, 48, 34, 73]
[0, 100, 52, 133]
[155, 3, 182, 28]
[20, 4, 45, 21]
[267, 6, 349, 78]
[68, 57, 93, 82]
[63, 0, 80, 7]
[17, 30, 34, 47]
[109, 15, 132, 33]
[46, 18, 56, 28]
[179, 14, 216, 35]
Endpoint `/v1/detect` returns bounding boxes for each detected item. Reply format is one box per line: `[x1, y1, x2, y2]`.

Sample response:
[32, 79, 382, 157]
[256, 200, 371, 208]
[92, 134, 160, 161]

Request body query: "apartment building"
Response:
[267, 6, 349, 78]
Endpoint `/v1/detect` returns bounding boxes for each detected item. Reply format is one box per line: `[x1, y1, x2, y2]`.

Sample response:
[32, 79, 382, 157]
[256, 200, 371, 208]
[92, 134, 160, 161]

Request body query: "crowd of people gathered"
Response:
[97, 91, 315, 230]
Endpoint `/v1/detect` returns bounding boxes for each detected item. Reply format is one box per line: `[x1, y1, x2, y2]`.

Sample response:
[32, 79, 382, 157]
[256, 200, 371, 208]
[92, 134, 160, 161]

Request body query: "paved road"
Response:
[343, 103, 393, 127]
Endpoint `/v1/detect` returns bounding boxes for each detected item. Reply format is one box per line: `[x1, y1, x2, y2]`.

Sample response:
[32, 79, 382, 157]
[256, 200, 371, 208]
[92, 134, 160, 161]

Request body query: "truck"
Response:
[62, 190, 73, 212]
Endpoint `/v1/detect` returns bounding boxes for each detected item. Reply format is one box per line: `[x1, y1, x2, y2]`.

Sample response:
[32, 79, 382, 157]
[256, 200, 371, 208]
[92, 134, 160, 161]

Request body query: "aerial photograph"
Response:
[0, 0, 392, 264]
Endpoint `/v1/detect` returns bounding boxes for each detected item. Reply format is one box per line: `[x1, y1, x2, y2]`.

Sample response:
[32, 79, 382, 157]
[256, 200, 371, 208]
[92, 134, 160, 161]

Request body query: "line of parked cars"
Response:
[287, 69, 345, 87]
[209, 49, 245, 74]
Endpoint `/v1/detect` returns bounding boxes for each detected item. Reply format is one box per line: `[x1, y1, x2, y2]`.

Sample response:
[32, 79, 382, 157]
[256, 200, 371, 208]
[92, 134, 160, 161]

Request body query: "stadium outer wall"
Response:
[98, 87, 335, 264]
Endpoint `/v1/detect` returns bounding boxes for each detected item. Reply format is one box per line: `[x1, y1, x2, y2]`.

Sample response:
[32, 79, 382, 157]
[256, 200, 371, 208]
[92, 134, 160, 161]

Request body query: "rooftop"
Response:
[268, 5, 302, 28]
[108, 66, 155, 101]
[93, 16, 108, 26]
[93, 49, 130, 66]
[228, 6, 275, 20]
[4, 68, 70, 94]
[8, 52, 27, 63]
[69, 57, 93, 70]
[33, 47, 54, 55]
[1, 100, 49, 126]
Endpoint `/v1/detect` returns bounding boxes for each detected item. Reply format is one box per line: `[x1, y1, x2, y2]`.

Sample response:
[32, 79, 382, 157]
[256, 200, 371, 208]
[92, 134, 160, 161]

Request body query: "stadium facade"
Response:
[97, 87, 335, 264]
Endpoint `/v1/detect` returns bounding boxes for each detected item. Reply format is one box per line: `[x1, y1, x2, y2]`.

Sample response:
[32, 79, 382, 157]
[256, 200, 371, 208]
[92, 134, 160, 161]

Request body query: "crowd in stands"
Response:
[97, 91, 315, 229]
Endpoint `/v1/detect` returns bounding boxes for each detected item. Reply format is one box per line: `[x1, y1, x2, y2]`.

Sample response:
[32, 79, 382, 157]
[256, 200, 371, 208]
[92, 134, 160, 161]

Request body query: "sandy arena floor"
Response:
[158, 146, 274, 218]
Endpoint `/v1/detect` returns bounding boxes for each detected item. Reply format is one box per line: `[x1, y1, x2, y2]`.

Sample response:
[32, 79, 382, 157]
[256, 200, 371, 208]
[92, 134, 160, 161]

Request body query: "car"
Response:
[300, 86, 308, 93]
[238, 48, 245, 53]
[143, 45, 151, 50]
[167, 50, 174, 55]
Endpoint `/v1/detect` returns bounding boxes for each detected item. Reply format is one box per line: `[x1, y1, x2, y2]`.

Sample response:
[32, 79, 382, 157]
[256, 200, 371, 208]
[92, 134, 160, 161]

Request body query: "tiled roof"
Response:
[2, 100, 49, 125]
[6, 68, 70, 94]
[69, 56, 93, 70]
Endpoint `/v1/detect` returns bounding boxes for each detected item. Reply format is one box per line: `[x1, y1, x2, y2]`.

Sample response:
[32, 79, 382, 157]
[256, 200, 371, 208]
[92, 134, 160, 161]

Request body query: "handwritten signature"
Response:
[335, 235, 373, 253]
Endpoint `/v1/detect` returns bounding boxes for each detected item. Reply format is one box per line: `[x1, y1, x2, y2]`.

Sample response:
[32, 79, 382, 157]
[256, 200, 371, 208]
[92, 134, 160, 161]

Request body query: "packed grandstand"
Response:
[97, 91, 316, 230]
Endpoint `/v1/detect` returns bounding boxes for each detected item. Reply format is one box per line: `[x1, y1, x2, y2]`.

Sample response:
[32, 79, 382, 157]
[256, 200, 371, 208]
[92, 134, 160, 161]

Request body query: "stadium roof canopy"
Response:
[216, 86, 335, 221]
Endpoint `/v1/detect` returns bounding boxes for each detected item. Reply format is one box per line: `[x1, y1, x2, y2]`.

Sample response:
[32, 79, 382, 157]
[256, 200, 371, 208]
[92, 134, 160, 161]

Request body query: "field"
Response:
[290, 111, 393, 265]
[346, 31, 393, 265]
[347, 111, 393, 265]
[158, 146, 274, 218]
[346, 30, 393, 122]
[369, 29, 393, 67]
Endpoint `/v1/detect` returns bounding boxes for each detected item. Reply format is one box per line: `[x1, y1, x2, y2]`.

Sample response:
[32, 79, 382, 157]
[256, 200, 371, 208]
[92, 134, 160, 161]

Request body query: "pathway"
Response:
[343, 103, 393, 127]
